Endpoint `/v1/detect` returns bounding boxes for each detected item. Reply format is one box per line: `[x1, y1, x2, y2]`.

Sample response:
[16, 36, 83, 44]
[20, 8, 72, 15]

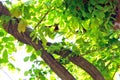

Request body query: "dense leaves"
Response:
[0, 24, 16, 70]
[0, 0, 120, 80]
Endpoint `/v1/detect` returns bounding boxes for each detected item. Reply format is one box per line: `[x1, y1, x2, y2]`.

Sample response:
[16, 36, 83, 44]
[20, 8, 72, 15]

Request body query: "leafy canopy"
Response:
[0, 0, 120, 80]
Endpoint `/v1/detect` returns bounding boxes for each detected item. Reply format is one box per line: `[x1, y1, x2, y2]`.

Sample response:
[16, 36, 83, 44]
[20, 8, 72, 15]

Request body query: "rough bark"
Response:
[0, 2, 75, 80]
[54, 50, 105, 80]
[0, 2, 105, 80]
[69, 56, 104, 80]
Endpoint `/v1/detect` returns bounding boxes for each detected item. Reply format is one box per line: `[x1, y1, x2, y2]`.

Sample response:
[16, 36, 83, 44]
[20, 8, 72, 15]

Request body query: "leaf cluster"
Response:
[0, 0, 120, 79]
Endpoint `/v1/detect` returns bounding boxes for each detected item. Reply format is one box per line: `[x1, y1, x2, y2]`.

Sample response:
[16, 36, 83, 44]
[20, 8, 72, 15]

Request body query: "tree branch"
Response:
[0, 2, 105, 80]
[69, 56, 104, 80]
[0, 2, 75, 80]
[34, 9, 50, 29]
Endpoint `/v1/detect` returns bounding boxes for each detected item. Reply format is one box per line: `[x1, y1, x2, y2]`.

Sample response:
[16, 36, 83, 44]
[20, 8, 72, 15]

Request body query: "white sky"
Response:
[0, 45, 31, 80]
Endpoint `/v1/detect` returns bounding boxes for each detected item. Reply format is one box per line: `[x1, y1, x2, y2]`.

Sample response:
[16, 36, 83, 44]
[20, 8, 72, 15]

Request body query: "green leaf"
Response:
[30, 54, 36, 61]
[2, 49, 8, 63]
[96, 5, 104, 10]
[0, 32, 4, 37]
[89, 0, 97, 5]
[8, 63, 15, 70]
[24, 71, 29, 76]
[2, 37, 14, 42]
[47, 43, 62, 53]
[24, 56, 29, 62]
[2, 37, 10, 42]
[39, 29, 47, 48]
[93, 10, 105, 19]
[98, 0, 106, 4]
[26, 45, 34, 53]
[18, 19, 28, 33]
[0, 15, 11, 23]
[36, 50, 42, 56]
[3, 49, 8, 58]
[81, 19, 90, 30]
[88, 6, 93, 13]
[0, 45, 3, 51]
[50, 75, 56, 80]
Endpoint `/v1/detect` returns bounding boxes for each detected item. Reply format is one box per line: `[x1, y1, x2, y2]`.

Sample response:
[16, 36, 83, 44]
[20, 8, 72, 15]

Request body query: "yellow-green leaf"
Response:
[11, 8, 22, 18]
[18, 19, 28, 33]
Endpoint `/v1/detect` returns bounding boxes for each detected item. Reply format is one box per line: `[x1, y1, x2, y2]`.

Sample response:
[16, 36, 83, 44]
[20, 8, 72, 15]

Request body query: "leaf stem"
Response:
[34, 9, 50, 29]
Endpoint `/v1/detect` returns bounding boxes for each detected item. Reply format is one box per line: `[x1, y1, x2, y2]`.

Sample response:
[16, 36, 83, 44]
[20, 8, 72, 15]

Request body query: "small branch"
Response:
[34, 9, 51, 29]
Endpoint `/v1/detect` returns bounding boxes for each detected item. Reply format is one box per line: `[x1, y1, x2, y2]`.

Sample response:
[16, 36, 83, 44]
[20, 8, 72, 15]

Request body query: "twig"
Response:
[34, 9, 51, 29]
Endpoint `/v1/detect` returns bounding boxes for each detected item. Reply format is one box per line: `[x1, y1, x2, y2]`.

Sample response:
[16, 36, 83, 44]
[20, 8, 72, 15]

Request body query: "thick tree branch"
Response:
[0, 2, 105, 80]
[54, 50, 105, 80]
[69, 56, 104, 80]
[0, 2, 75, 80]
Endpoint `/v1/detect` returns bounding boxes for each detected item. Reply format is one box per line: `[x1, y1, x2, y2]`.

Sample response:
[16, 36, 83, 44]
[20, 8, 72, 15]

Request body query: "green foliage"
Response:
[0, 0, 120, 80]
[30, 54, 37, 62]
[24, 56, 29, 62]
[18, 19, 28, 33]
[47, 43, 62, 53]
[8, 62, 15, 70]
[0, 24, 16, 69]
[0, 15, 11, 24]
[24, 60, 58, 80]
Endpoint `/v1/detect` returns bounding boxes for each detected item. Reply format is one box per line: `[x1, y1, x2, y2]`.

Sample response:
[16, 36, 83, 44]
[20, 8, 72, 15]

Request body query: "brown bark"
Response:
[54, 50, 105, 80]
[0, 2, 75, 80]
[113, 0, 120, 30]
[0, 2, 105, 80]
[69, 56, 104, 80]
